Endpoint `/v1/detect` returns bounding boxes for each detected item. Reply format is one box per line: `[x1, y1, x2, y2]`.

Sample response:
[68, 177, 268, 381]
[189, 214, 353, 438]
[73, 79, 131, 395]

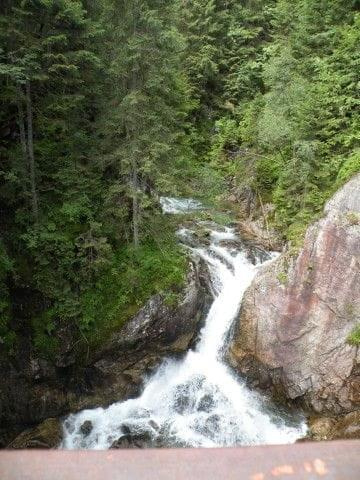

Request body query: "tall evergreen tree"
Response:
[99, 0, 190, 247]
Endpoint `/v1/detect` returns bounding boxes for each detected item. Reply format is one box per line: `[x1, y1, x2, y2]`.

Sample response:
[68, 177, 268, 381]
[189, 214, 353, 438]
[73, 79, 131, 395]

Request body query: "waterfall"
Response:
[62, 215, 306, 449]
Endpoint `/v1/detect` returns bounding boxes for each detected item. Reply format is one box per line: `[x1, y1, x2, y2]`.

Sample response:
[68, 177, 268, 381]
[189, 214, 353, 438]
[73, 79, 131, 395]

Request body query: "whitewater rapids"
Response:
[62, 221, 306, 449]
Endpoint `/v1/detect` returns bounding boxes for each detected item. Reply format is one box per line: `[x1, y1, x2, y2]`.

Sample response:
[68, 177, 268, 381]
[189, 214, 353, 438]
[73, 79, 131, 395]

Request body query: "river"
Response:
[61, 198, 306, 449]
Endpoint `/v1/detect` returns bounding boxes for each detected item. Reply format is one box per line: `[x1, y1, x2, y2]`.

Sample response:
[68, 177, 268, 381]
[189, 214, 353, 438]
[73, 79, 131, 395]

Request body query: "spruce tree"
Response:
[99, 0, 189, 247]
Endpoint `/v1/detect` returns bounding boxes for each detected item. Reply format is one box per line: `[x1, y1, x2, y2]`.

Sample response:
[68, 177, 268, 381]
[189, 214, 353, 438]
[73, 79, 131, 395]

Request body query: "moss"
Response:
[345, 303, 356, 318]
[277, 271, 288, 286]
[27, 213, 189, 361]
[163, 291, 181, 308]
[347, 324, 360, 346]
[346, 212, 359, 226]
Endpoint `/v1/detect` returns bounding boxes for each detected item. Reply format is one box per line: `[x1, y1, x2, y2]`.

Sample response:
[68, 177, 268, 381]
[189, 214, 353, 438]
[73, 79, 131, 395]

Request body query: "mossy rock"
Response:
[330, 411, 360, 440]
[307, 412, 360, 441]
[8, 418, 63, 449]
[308, 416, 336, 440]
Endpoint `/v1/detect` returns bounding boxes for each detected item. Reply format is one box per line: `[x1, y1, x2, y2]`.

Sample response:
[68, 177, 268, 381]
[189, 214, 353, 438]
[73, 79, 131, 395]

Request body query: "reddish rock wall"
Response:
[229, 174, 360, 414]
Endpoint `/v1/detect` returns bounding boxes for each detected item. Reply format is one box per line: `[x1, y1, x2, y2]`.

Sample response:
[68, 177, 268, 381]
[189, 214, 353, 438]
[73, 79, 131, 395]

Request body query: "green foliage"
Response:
[337, 151, 360, 184]
[348, 324, 360, 346]
[32, 312, 59, 360]
[0, 0, 192, 361]
[255, 154, 281, 194]
[208, 118, 240, 166]
[180, 162, 227, 205]
[196, 0, 359, 242]
[79, 220, 187, 348]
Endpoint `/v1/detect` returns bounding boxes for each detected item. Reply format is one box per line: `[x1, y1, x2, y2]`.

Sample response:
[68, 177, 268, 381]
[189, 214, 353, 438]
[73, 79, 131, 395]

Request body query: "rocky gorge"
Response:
[3, 175, 360, 449]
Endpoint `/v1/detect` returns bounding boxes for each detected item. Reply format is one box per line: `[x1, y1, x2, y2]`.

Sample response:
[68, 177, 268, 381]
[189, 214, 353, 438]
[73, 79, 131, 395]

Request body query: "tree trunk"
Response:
[130, 4, 140, 249]
[25, 80, 39, 223]
[16, 84, 28, 166]
[131, 159, 139, 249]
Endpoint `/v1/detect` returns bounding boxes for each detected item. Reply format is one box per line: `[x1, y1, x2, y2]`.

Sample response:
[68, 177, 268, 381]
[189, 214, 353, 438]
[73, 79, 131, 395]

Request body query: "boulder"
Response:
[7, 418, 62, 449]
[110, 432, 153, 449]
[229, 174, 360, 415]
[79, 420, 93, 437]
[307, 417, 336, 441]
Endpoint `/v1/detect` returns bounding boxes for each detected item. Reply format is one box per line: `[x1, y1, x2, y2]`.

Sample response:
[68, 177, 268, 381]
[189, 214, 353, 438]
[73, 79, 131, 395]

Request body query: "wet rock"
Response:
[229, 174, 360, 415]
[110, 429, 172, 449]
[172, 376, 206, 414]
[29, 358, 56, 382]
[201, 414, 221, 437]
[79, 420, 93, 437]
[197, 394, 215, 413]
[110, 431, 153, 449]
[173, 385, 195, 415]
[121, 424, 131, 435]
[64, 419, 75, 435]
[100, 260, 208, 368]
[131, 408, 151, 419]
[148, 419, 160, 431]
[8, 418, 63, 449]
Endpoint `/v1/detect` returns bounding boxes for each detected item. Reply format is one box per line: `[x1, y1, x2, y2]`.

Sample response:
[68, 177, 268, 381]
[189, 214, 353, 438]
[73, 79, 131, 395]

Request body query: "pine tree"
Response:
[99, 0, 190, 247]
[223, 0, 274, 105]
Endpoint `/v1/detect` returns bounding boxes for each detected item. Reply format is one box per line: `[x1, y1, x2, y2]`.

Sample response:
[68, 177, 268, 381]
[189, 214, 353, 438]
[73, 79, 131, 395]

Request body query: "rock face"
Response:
[229, 174, 360, 415]
[1, 260, 209, 447]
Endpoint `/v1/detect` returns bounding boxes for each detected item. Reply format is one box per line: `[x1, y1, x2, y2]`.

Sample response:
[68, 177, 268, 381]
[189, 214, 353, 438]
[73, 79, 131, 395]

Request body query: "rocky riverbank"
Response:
[1, 259, 210, 448]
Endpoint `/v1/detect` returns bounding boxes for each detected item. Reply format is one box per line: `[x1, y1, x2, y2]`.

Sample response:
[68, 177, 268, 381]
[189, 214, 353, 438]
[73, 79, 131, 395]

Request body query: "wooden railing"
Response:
[0, 440, 359, 479]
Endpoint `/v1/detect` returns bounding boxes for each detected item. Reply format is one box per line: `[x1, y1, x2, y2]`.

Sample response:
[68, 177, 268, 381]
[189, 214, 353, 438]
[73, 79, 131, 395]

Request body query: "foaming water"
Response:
[62, 227, 306, 449]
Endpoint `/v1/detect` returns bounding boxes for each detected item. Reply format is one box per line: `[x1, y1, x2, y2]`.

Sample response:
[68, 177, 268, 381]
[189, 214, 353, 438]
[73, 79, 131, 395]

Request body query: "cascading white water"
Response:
[160, 197, 203, 214]
[62, 222, 307, 449]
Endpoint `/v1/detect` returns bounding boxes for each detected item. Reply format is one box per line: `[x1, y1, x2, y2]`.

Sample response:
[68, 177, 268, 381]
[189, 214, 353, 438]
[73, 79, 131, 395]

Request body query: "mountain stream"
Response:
[62, 198, 306, 449]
